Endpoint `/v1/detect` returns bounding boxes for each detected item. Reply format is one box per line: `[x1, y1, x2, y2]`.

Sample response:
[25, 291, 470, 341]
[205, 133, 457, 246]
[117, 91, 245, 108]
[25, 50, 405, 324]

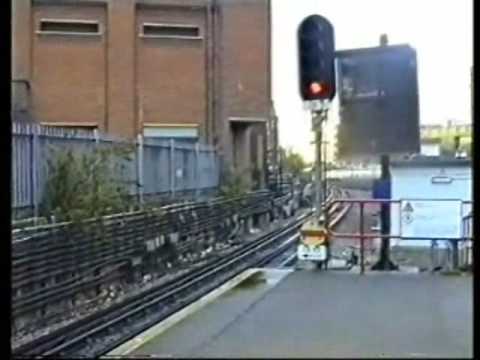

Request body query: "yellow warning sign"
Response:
[302, 235, 327, 246]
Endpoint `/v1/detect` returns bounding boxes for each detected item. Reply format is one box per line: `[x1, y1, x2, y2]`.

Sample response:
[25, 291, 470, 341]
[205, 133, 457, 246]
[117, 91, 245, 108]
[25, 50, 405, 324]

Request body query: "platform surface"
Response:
[130, 269, 472, 358]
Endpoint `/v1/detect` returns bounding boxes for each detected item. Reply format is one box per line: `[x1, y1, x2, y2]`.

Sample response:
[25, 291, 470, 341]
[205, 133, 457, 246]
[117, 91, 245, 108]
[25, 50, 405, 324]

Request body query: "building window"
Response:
[143, 125, 198, 140]
[40, 123, 98, 135]
[140, 23, 201, 39]
[37, 19, 101, 36]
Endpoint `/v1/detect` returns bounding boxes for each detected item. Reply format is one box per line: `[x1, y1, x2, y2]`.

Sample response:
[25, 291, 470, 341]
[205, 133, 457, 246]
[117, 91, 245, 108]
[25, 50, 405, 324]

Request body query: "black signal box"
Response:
[298, 15, 336, 101]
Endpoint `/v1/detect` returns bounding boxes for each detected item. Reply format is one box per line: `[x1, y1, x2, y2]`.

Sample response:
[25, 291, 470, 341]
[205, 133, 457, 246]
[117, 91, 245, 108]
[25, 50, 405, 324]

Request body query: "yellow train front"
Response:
[297, 221, 329, 269]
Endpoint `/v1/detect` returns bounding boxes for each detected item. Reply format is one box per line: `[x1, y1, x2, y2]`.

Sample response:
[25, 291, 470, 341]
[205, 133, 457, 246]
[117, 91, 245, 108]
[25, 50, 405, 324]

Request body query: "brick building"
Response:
[11, 0, 273, 185]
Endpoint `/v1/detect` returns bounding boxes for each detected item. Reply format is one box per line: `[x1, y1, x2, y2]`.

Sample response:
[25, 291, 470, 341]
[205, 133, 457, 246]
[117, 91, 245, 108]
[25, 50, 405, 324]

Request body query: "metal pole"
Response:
[323, 139, 330, 242]
[195, 142, 200, 197]
[31, 123, 39, 224]
[360, 202, 365, 274]
[136, 134, 144, 206]
[170, 139, 176, 198]
[273, 108, 279, 192]
[323, 140, 328, 215]
[452, 239, 459, 270]
[314, 113, 323, 223]
[372, 154, 398, 270]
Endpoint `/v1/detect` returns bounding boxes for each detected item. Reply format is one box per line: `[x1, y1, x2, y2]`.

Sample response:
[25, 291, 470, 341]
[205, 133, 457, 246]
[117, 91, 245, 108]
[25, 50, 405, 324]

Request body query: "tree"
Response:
[280, 147, 308, 179]
[439, 134, 471, 157]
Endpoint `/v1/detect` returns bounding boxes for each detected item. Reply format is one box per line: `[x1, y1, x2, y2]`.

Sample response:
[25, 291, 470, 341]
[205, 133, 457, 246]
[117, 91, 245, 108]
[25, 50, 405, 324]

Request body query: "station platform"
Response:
[110, 268, 472, 358]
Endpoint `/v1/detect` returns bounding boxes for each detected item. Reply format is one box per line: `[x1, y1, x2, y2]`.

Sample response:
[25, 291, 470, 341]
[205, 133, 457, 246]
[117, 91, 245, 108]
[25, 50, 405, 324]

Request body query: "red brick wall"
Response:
[106, 0, 136, 137]
[31, 4, 108, 129]
[12, 0, 32, 114]
[136, 5, 207, 129]
[12, 0, 32, 82]
[221, 0, 270, 119]
[13, 0, 272, 179]
[219, 0, 270, 183]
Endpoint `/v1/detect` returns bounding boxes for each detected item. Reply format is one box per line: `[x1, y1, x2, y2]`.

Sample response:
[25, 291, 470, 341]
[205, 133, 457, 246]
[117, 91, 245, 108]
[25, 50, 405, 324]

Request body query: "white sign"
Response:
[297, 243, 327, 261]
[400, 200, 462, 239]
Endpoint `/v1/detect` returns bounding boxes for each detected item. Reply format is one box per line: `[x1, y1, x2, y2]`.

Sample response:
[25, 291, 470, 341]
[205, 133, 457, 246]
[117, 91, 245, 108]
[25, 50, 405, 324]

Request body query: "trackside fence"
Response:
[12, 122, 220, 220]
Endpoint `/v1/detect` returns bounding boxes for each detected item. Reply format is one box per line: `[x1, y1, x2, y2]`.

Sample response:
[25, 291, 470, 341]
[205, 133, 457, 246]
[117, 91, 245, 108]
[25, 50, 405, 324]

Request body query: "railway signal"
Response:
[298, 15, 336, 101]
[297, 14, 336, 270]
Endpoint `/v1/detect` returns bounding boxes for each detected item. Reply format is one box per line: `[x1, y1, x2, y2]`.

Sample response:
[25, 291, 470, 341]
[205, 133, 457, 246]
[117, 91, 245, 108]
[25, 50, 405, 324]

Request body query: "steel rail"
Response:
[12, 195, 277, 316]
[260, 187, 351, 269]
[13, 211, 310, 358]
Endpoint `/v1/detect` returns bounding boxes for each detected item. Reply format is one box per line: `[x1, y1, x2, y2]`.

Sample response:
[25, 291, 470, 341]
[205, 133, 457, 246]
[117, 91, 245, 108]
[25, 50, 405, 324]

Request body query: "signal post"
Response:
[296, 15, 335, 269]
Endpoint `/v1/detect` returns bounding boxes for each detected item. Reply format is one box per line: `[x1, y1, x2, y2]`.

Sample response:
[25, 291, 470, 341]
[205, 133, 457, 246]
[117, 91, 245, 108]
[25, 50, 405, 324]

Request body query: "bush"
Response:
[41, 145, 135, 223]
[218, 168, 251, 199]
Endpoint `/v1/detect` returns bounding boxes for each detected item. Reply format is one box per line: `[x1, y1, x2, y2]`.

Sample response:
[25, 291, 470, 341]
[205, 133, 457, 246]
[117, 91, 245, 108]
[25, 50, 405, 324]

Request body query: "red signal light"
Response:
[310, 82, 323, 94]
[308, 82, 330, 98]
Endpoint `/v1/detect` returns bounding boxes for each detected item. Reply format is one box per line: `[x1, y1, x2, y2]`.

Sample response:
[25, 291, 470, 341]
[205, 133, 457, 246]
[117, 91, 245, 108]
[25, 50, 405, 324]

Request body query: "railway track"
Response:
[327, 189, 352, 227]
[13, 211, 311, 358]
[11, 190, 287, 340]
[13, 186, 352, 358]
[263, 187, 352, 269]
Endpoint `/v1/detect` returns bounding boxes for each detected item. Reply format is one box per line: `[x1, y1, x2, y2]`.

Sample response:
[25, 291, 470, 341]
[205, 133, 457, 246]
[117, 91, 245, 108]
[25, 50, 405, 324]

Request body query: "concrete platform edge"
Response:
[104, 268, 264, 357]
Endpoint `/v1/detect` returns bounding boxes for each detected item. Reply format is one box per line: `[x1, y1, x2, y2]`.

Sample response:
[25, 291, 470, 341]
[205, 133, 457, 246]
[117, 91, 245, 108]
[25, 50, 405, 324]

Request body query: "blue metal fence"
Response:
[11, 122, 220, 219]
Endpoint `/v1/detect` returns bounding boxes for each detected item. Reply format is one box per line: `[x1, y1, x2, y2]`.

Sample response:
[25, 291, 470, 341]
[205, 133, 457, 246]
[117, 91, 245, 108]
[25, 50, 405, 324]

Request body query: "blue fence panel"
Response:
[11, 129, 33, 209]
[11, 122, 220, 219]
[143, 143, 171, 195]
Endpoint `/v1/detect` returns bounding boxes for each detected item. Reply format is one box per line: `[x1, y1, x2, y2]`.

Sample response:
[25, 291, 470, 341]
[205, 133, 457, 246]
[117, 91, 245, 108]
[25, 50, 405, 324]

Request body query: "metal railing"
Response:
[460, 212, 473, 268]
[326, 198, 472, 274]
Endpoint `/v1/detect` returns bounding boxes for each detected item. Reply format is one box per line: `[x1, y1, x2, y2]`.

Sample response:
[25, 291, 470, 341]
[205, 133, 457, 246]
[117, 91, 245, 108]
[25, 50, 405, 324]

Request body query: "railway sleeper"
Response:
[12, 239, 142, 281]
[14, 209, 274, 297]
[13, 248, 142, 295]
[12, 214, 296, 352]
[11, 197, 288, 332]
[13, 269, 126, 324]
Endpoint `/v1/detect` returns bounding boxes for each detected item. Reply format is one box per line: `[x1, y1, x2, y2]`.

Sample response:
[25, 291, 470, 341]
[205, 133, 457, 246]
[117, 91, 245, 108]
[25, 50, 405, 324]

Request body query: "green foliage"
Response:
[251, 166, 264, 190]
[41, 144, 135, 223]
[423, 131, 472, 157]
[218, 168, 251, 199]
[439, 135, 472, 157]
[280, 147, 308, 178]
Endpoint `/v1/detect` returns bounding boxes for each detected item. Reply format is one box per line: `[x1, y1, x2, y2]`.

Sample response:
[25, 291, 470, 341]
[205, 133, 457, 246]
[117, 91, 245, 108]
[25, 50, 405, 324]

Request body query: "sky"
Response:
[271, 0, 473, 163]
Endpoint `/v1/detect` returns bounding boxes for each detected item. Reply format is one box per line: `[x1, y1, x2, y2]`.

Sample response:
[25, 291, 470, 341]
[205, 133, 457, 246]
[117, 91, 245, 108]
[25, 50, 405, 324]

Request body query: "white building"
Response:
[420, 142, 440, 157]
[389, 157, 472, 248]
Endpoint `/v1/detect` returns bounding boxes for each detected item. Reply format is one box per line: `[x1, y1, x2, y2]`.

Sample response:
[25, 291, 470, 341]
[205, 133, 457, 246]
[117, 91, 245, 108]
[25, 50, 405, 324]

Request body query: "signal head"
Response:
[298, 15, 336, 101]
